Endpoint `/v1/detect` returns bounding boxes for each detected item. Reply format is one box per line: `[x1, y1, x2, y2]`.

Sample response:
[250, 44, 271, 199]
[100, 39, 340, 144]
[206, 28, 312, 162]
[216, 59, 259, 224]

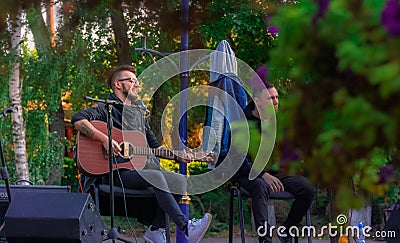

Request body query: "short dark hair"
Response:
[106, 65, 137, 89]
[252, 80, 275, 98]
[250, 66, 274, 98]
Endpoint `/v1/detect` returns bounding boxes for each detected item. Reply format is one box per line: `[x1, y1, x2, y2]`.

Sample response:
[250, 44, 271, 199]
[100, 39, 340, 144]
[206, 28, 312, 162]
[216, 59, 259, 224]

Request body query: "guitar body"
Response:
[76, 121, 147, 175]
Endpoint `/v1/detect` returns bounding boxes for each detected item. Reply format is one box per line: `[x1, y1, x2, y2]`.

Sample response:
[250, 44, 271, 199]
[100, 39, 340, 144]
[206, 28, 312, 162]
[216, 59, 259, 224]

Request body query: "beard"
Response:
[122, 84, 138, 103]
[127, 92, 138, 102]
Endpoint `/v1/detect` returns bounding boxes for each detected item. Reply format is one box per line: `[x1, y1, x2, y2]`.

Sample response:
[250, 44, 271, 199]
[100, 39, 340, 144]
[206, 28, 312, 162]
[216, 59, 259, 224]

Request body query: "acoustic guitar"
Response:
[76, 121, 215, 175]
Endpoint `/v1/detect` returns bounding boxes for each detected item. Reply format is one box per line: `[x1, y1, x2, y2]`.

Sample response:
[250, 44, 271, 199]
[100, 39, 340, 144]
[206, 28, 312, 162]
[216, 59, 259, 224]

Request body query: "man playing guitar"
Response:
[72, 65, 213, 243]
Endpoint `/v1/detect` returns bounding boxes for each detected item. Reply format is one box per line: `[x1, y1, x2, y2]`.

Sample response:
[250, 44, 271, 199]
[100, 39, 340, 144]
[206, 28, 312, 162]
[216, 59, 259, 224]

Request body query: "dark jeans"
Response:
[238, 173, 314, 231]
[104, 169, 188, 230]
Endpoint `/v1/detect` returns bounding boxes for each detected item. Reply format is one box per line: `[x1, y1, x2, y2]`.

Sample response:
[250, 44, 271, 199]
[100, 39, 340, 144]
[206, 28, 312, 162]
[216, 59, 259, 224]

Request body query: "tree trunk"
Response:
[58, 1, 80, 53]
[9, 8, 30, 184]
[110, 0, 132, 65]
[26, 3, 52, 53]
[46, 103, 66, 185]
[150, 88, 170, 143]
[148, 6, 178, 145]
[45, 0, 56, 47]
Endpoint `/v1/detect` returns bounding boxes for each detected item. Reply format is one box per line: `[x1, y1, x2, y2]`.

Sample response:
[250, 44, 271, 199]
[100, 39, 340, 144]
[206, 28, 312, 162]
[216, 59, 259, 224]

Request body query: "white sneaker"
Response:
[144, 225, 166, 243]
[186, 213, 212, 243]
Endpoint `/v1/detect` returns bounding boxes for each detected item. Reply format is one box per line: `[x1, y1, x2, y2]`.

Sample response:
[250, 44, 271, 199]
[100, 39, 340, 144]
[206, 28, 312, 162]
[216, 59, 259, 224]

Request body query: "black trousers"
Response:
[104, 169, 188, 230]
[238, 173, 314, 231]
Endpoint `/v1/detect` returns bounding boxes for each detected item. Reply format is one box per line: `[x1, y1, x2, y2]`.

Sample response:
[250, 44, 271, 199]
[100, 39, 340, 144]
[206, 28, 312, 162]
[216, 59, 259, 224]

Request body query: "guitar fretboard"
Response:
[124, 143, 174, 159]
[132, 147, 175, 159]
[128, 144, 207, 161]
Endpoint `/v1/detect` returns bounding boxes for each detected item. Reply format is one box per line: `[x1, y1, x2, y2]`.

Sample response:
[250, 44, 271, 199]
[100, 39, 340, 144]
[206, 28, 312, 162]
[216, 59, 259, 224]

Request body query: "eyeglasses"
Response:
[117, 77, 140, 86]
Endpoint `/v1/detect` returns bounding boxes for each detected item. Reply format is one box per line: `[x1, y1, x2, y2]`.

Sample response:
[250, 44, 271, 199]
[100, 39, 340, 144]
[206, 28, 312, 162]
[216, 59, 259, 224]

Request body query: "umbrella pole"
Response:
[176, 0, 190, 243]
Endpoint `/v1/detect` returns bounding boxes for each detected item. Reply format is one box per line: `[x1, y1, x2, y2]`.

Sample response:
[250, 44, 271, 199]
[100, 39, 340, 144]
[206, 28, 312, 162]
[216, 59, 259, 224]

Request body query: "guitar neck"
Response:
[132, 147, 175, 160]
[133, 147, 207, 162]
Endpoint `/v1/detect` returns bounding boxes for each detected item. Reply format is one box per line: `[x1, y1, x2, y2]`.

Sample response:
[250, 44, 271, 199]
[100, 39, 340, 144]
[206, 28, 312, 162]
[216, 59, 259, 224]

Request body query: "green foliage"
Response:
[0, 32, 14, 181]
[0, 117, 15, 183]
[24, 109, 60, 184]
[269, 0, 400, 210]
[0, 0, 118, 184]
[200, 0, 276, 67]
[62, 157, 79, 192]
[190, 186, 252, 233]
[18, 36, 111, 184]
[160, 158, 179, 173]
[160, 158, 209, 176]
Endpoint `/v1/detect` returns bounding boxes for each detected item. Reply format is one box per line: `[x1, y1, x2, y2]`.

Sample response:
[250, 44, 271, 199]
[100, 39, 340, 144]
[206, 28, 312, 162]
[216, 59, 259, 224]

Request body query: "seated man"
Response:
[72, 65, 212, 243]
[232, 71, 314, 243]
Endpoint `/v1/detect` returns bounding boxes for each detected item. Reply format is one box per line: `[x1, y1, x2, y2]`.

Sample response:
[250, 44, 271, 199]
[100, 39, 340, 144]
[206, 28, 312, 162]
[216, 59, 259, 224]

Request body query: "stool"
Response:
[229, 186, 312, 243]
[91, 184, 171, 243]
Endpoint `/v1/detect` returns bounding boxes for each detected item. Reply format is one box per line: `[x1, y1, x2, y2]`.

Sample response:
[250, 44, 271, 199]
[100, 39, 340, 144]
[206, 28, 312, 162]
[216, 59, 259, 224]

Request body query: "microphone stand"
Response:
[84, 96, 131, 243]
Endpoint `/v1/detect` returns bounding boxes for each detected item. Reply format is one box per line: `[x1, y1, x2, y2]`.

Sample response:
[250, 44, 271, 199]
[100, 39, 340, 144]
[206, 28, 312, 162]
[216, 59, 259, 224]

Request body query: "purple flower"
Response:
[265, 15, 278, 36]
[265, 15, 273, 24]
[312, 0, 329, 24]
[268, 25, 279, 36]
[280, 142, 300, 162]
[250, 66, 269, 90]
[381, 0, 400, 38]
[378, 164, 395, 184]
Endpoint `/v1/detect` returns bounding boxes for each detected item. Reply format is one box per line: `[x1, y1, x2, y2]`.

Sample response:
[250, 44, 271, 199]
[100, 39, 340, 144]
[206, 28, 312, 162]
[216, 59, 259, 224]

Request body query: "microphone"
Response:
[84, 96, 122, 105]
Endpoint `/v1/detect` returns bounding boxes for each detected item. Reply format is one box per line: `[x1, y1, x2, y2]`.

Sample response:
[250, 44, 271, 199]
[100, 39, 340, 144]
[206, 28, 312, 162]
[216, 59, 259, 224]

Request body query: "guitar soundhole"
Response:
[119, 142, 134, 159]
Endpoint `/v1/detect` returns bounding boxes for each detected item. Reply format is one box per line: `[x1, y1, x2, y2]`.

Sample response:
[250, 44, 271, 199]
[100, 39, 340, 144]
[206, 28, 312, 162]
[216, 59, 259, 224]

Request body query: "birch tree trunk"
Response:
[9, 8, 30, 184]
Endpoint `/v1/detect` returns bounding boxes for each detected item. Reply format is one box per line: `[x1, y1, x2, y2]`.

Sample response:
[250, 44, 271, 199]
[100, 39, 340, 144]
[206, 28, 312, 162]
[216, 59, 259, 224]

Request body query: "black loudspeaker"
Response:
[4, 192, 105, 243]
[0, 184, 71, 227]
[384, 198, 400, 243]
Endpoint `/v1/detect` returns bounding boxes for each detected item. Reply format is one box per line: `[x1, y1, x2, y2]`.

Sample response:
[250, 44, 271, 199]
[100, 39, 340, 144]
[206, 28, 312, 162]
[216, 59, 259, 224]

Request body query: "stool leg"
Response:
[306, 209, 312, 243]
[237, 190, 246, 243]
[165, 213, 170, 243]
[229, 188, 235, 243]
[93, 186, 100, 210]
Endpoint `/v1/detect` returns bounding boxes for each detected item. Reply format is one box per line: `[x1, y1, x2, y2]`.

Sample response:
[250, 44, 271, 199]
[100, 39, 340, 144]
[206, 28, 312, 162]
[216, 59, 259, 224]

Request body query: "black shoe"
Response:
[259, 236, 272, 243]
[279, 236, 292, 243]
